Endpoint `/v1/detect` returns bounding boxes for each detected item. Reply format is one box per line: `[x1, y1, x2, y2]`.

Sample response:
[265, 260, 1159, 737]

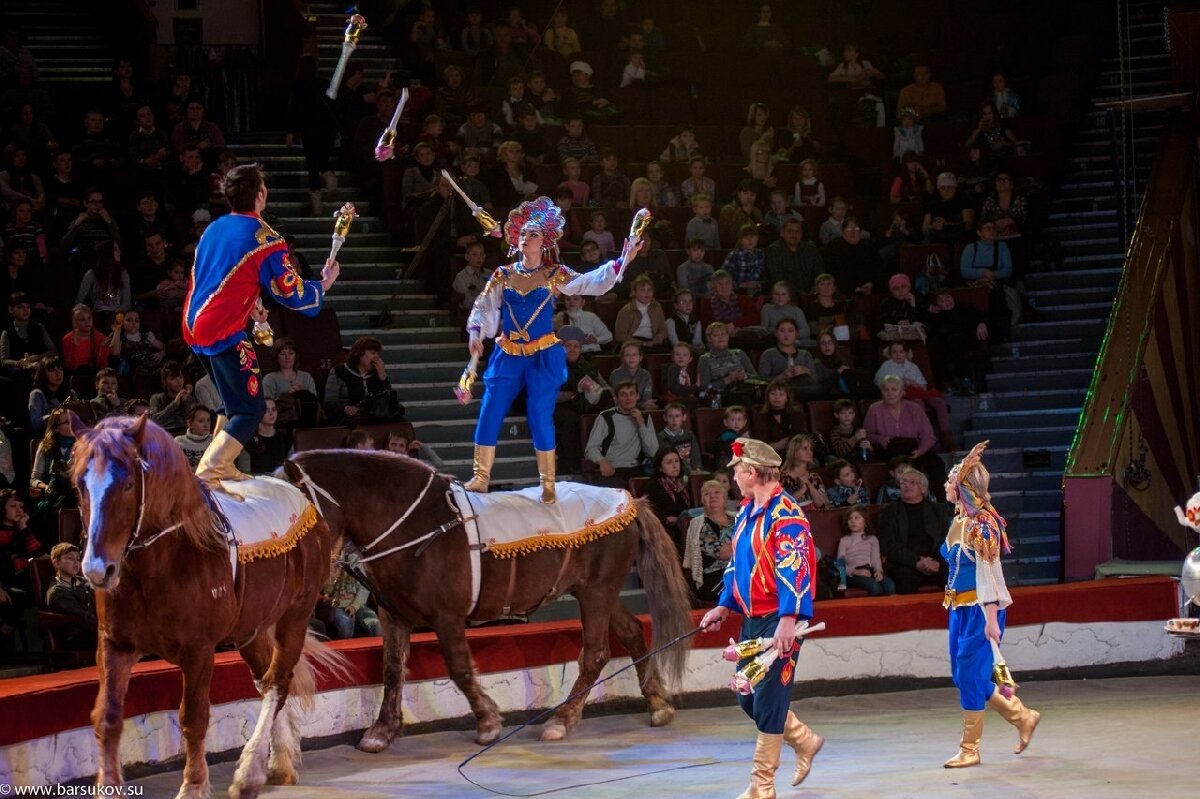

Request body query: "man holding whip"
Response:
[183, 164, 342, 488]
[700, 437, 824, 798]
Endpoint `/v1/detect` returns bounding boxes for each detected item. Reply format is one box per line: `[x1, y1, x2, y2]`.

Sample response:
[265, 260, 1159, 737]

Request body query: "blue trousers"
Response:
[736, 613, 801, 734]
[473, 345, 565, 451]
[948, 604, 1006, 711]
[195, 335, 265, 444]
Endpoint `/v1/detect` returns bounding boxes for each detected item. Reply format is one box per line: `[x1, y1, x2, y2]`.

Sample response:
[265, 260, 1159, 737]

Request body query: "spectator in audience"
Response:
[896, 64, 947, 121]
[128, 105, 170, 182]
[129, 231, 169, 306]
[878, 467, 952, 594]
[244, 398, 292, 474]
[555, 326, 613, 471]
[890, 151, 933, 204]
[758, 378, 804, 453]
[818, 195, 849, 244]
[107, 308, 164, 376]
[125, 192, 170, 260]
[864, 375, 947, 488]
[661, 125, 702, 163]
[499, 77, 535, 130]
[0, 28, 37, 81]
[629, 177, 656, 214]
[454, 155, 492, 211]
[323, 336, 400, 424]
[262, 337, 320, 427]
[173, 405, 217, 469]
[452, 240, 488, 313]
[2, 200, 45, 267]
[739, 102, 775, 162]
[76, 240, 131, 313]
[434, 65, 473, 130]
[87, 368, 124, 422]
[286, 54, 340, 218]
[964, 103, 1020, 162]
[681, 157, 715, 204]
[825, 460, 869, 508]
[44, 152, 83, 240]
[760, 282, 812, 341]
[658, 401, 702, 472]
[961, 219, 1018, 340]
[556, 116, 599, 164]
[682, 479, 735, 602]
[990, 72, 1021, 118]
[704, 271, 763, 347]
[583, 211, 615, 256]
[0, 489, 40, 642]
[828, 398, 873, 462]
[487, 140, 539, 209]
[508, 105, 548, 164]
[838, 506, 895, 595]
[149, 360, 197, 435]
[505, 7, 542, 53]
[584, 381, 658, 487]
[828, 43, 886, 126]
[875, 342, 951, 447]
[382, 429, 443, 468]
[822, 217, 884, 294]
[171, 100, 226, 164]
[314, 542, 379, 639]
[557, 157, 590, 206]
[758, 319, 823, 399]
[646, 445, 692, 529]
[765, 218, 821, 299]
[555, 293, 612, 353]
[609, 339, 659, 408]
[61, 305, 109, 375]
[45, 542, 98, 650]
[926, 290, 989, 395]
[923, 172, 976, 244]
[0, 144, 44, 215]
[460, 9, 494, 58]
[764, 189, 801, 235]
[714, 404, 750, 465]
[675, 240, 714, 297]
[685, 194, 720, 252]
[401, 142, 439, 206]
[0, 244, 33, 317]
[744, 139, 779, 199]
[72, 109, 121, 185]
[667, 289, 705, 352]
[566, 61, 618, 120]
[591, 148, 630, 209]
[723, 225, 767, 295]
[742, 3, 790, 50]
[525, 71, 559, 123]
[719, 181, 763, 246]
[484, 25, 525, 89]
[154, 258, 189, 315]
[645, 161, 680, 209]
[457, 102, 503, 162]
[663, 340, 702, 405]
[1, 292, 55, 376]
[779, 106, 822, 163]
[30, 407, 77, 538]
[876, 456, 912, 504]
[893, 108, 925, 159]
[545, 9, 582, 57]
[879, 273, 926, 329]
[780, 433, 828, 508]
[980, 170, 1029, 275]
[807, 274, 861, 340]
[343, 429, 375, 450]
[28, 355, 75, 433]
[699, 321, 759, 404]
[62, 188, 121, 262]
[333, 63, 371, 154]
[793, 159, 826, 208]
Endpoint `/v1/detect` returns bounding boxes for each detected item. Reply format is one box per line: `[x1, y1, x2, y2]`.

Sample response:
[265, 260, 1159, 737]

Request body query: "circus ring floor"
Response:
[1, 576, 1193, 794]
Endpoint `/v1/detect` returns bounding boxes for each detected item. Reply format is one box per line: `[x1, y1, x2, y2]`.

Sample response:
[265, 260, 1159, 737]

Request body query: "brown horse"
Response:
[285, 449, 695, 750]
[70, 414, 346, 799]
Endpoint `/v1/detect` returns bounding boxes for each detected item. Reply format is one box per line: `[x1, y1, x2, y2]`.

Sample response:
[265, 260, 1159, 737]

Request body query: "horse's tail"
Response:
[291, 629, 355, 712]
[633, 498, 694, 693]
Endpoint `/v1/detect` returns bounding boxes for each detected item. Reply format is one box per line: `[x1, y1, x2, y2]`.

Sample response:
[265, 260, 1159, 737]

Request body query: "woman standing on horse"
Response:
[183, 163, 341, 488]
[465, 197, 643, 502]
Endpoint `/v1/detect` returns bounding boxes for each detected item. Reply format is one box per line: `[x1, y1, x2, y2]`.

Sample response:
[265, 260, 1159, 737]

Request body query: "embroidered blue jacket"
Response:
[718, 486, 815, 620]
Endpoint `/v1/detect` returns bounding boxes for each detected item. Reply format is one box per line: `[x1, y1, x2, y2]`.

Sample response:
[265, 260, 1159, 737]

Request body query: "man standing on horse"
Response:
[700, 437, 824, 798]
[183, 164, 341, 487]
[464, 196, 643, 502]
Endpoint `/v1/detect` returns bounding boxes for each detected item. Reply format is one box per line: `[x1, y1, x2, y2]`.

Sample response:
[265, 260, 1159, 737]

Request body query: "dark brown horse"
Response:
[285, 449, 695, 749]
[70, 414, 346, 799]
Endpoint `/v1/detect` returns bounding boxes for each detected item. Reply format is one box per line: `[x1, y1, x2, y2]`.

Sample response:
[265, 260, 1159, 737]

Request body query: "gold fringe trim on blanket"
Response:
[237, 503, 318, 564]
[486, 500, 639, 559]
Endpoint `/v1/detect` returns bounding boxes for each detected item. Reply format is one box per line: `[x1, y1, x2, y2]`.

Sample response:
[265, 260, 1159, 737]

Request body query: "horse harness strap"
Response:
[501, 548, 573, 618]
[124, 456, 183, 556]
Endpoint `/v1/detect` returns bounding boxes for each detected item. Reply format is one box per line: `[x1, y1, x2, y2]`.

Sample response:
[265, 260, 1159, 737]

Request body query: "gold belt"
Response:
[943, 588, 977, 609]
[497, 332, 559, 356]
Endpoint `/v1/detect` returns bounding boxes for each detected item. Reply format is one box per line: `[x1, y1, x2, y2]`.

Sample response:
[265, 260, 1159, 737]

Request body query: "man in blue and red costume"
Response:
[183, 163, 340, 488]
[701, 437, 823, 799]
[464, 197, 643, 502]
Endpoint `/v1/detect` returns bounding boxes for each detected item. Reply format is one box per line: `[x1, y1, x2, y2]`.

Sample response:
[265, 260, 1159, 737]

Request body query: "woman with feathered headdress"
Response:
[465, 197, 645, 502]
[940, 440, 1039, 769]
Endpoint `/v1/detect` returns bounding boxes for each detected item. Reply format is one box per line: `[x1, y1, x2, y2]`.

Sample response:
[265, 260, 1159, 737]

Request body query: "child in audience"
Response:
[658, 401, 702, 472]
[609, 339, 657, 409]
[154, 258, 189, 314]
[578, 239, 604, 271]
[828, 397, 874, 462]
[819, 196, 850, 244]
[344, 429, 375, 450]
[174, 405, 214, 469]
[382, 430, 444, 468]
[89, 368, 125, 422]
[661, 126, 702, 163]
[698, 320, 759, 404]
[874, 342, 951, 443]
[714, 404, 750, 465]
[456, 154, 491, 209]
[554, 293, 612, 352]
[614, 275, 667, 350]
[681, 156, 715, 203]
[452, 241, 489, 312]
[876, 456, 913, 503]
[893, 108, 925, 159]
[685, 193, 720, 251]
[663, 341, 702, 405]
[645, 160, 680, 208]
[758, 378, 802, 454]
[555, 188, 585, 248]
[722, 224, 765, 295]
[836, 506, 895, 595]
[764, 189, 802, 234]
[676, 239, 714, 297]
[557, 157, 590, 206]
[759, 281, 812, 340]
[45, 542, 97, 650]
[794, 158, 826, 207]
[666, 289, 704, 349]
[149, 360, 198, 435]
[825, 458, 869, 507]
[591, 148, 631, 208]
[583, 210, 615, 256]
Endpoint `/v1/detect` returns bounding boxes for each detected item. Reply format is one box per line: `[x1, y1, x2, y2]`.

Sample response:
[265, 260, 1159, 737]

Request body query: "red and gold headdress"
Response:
[503, 197, 565, 254]
[949, 440, 1010, 557]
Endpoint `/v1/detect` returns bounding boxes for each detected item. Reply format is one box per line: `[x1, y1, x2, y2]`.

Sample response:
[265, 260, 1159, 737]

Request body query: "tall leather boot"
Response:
[463, 445, 495, 493]
[943, 710, 985, 768]
[988, 690, 1040, 753]
[536, 449, 557, 504]
[736, 732, 783, 799]
[196, 430, 251, 488]
[782, 710, 824, 785]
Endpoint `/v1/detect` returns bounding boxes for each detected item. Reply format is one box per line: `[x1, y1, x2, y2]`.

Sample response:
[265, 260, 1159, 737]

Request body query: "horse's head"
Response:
[71, 413, 152, 590]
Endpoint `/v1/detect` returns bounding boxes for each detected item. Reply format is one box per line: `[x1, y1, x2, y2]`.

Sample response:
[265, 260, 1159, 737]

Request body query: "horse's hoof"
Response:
[539, 722, 567, 742]
[475, 724, 502, 745]
[227, 783, 259, 799]
[266, 770, 298, 786]
[357, 734, 390, 754]
[649, 706, 675, 727]
[174, 782, 212, 799]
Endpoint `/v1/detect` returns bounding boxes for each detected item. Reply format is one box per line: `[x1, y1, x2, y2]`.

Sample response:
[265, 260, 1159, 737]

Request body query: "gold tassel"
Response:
[486, 502, 639, 559]
[237, 504, 318, 564]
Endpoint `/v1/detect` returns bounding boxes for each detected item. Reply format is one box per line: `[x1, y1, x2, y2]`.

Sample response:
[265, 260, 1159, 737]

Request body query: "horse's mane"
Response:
[291, 448, 452, 500]
[73, 415, 226, 552]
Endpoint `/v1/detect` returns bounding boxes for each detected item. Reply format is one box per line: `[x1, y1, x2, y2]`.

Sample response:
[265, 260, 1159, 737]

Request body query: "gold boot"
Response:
[782, 710, 823, 785]
[736, 732, 783, 799]
[195, 430, 251, 488]
[988, 689, 1040, 753]
[463, 445, 495, 493]
[944, 710, 985, 768]
[536, 449, 557, 504]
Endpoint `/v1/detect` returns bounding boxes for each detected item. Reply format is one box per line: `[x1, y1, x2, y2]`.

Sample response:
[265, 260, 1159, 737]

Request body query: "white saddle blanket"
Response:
[210, 476, 318, 567]
[455, 482, 637, 558]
